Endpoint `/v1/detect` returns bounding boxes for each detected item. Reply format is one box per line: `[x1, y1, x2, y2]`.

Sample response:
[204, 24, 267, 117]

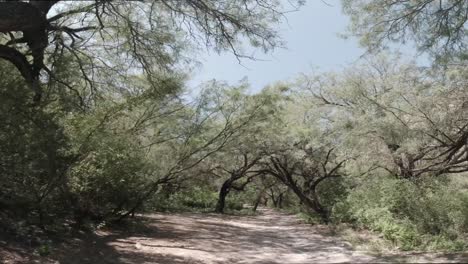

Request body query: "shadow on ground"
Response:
[2, 209, 468, 263]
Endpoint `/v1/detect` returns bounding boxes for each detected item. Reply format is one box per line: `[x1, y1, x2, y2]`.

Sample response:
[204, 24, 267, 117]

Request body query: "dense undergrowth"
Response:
[150, 187, 246, 213]
[290, 175, 468, 252]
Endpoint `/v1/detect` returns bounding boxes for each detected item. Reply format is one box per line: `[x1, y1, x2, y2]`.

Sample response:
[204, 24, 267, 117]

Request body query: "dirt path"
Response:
[3, 208, 468, 263]
[104, 208, 376, 263]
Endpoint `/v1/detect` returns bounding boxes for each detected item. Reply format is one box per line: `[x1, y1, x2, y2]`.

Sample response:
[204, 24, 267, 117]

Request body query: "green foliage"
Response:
[152, 187, 218, 212]
[225, 192, 248, 211]
[36, 244, 51, 257]
[68, 132, 149, 218]
[151, 186, 247, 213]
[316, 177, 348, 209]
[297, 212, 326, 225]
[0, 62, 73, 224]
[335, 176, 468, 251]
[177, 188, 218, 210]
[342, 0, 468, 62]
[0, 6, 466, 255]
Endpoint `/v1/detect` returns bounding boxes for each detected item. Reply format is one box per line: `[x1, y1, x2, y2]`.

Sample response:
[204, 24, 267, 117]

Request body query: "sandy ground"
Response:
[2, 208, 468, 263]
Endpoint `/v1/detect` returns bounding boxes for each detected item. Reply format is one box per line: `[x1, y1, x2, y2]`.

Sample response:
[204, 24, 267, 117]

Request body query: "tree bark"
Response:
[215, 180, 231, 213]
[0, 2, 44, 33]
[283, 178, 329, 222]
[252, 187, 267, 212]
[0, 1, 57, 102]
[252, 194, 262, 212]
[277, 193, 283, 208]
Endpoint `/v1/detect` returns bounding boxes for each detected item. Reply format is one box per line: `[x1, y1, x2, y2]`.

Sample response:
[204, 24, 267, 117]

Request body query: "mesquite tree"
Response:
[299, 55, 468, 179]
[342, 0, 468, 61]
[212, 153, 262, 213]
[261, 145, 346, 221]
[0, 0, 302, 103]
[195, 81, 278, 213]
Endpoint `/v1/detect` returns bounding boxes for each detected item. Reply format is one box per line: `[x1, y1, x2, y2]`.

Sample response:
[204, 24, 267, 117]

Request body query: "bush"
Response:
[151, 186, 248, 213]
[180, 188, 218, 209]
[0, 68, 74, 226]
[151, 187, 218, 212]
[225, 197, 244, 211]
[68, 132, 150, 220]
[316, 177, 348, 209]
[334, 175, 468, 251]
[297, 212, 326, 225]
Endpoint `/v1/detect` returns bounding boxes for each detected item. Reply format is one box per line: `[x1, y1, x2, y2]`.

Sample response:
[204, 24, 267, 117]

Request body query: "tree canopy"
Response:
[0, 0, 302, 103]
[1, 0, 468, 256]
[342, 0, 468, 62]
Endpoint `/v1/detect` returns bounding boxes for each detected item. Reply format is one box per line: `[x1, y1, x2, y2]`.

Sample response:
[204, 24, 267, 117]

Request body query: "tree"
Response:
[192, 81, 276, 213]
[0, 0, 302, 103]
[211, 152, 262, 213]
[342, 0, 468, 61]
[250, 175, 281, 212]
[265, 180, 289, 209]
[299, 55, 468, 179]
[111, 79, 282, 219]
[246, 83, 349, 221]
[261, 144, 346, 222]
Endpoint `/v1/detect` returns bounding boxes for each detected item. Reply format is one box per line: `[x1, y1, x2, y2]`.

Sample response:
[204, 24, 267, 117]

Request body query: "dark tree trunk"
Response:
[252, 197, 261, 212]
[252, 189, 266, 212]
[0, 1, 58, 102]
[268, 189, 280, 207]
[277, 193, 284, 209]
[308, 189, 329, 222]
[271, 195, 278, 207]
[271, 191, 279, 207]
[286, 181, 329, 222]
[0, 3, 44, 33]
[215, 180, 231, 213]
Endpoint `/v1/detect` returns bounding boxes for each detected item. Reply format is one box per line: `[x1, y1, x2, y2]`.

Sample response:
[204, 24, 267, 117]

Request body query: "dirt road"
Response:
[3, 208, 467, 263]
[104, 208, 376, 263]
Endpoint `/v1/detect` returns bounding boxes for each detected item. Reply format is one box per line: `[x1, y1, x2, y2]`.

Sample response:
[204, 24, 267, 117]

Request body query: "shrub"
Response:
[225, 198, 244, 211]
[335, 175, 468, 251]
[68, 132, 150, 220]
[151, 187, 218, 212]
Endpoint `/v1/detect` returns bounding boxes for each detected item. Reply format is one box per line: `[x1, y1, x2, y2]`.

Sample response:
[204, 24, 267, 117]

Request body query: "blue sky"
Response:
[188, 0, 423, 92]
[188, 0, 363, 91]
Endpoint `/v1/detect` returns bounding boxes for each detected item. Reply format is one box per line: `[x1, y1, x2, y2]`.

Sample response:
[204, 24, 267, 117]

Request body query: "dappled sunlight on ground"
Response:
[2, 208, 468, 263]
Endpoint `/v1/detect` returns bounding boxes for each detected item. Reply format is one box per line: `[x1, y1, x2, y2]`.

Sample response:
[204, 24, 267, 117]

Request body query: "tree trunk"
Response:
[287, 182, 329, 222]
[215, 180, 231, 213]
[252, 189, 265, 212]
[252, 198, 261, 212]
[309, 189, 329, 223]
[0, 3, 44, 33]
[271, 194, 278, 207]
[0, 2, 53, 102]
[277, 193, 284, 209]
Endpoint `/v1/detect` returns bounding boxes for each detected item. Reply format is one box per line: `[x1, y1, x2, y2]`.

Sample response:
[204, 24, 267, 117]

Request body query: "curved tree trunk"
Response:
[285, 181, 329, 222]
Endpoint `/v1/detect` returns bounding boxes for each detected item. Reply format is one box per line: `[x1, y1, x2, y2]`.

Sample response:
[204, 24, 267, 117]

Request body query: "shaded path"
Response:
[106, 208, 375, 263]
[3, 208, 468, 263]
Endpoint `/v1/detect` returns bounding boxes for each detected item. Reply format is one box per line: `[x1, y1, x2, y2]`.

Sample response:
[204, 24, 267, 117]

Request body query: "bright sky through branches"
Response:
[189, 0, 426, 92]
[189, 0, 362, 91]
